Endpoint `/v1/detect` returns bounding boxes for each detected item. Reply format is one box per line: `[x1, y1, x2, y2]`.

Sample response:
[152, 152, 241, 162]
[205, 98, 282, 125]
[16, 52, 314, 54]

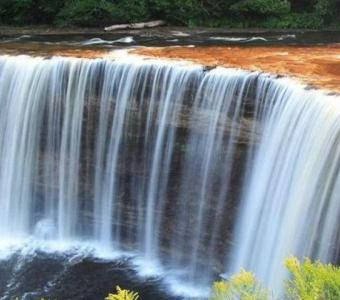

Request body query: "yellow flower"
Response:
[105, 286, 139, 300]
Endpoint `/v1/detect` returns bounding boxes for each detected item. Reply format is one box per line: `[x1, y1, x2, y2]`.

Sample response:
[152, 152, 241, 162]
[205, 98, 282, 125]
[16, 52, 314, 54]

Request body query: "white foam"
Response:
[0, 238, 210, 298]
[80, 36, 135, 46]
[209, 35, 296, 42]
[165, 276, 210, 299]
[209, 36, 267, 42]
[81, 38, 110, 45]
[171, 31, 191, 37]
[278, 34, 296, 40]
[114, 36, 135, 43]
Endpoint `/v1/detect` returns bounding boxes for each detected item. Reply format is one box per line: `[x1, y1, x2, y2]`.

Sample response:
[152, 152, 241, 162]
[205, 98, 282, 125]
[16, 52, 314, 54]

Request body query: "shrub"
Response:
[110, 0, 150, 24]
[230, 0, 291, 16]
[106, 286, 139, 300]
[0, 0, 338, 28]
[210, 269, 269, 300]
[285, 256, 340, 300]
[211, 257, 340, 300]
[34, 0, 65, 23]
[258, 13, 325, 29]
[0, 0, 16, 24]
[149, 0, 206, 26]
[315, 0, 335, 16]
[0, 0, 65, 25]
[290, 0, 315, 12]
[56, 0, 150, 27]
[56, 0, 116, 27]
[314, 0, 337, 25]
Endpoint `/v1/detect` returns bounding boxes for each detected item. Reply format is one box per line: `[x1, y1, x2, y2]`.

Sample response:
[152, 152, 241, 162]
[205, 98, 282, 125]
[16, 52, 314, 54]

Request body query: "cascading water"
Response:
[0, 54, 339, 298]
[229, 82, 340, 294]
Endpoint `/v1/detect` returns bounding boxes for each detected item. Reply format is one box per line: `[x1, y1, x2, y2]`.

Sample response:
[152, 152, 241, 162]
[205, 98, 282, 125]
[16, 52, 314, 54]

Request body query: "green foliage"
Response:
[290, 0, 315, 12]
[110, 0, 150, 23]
[56, 0, 116, 27]
[211, 257, 340, 300]
[314, 0, 336, 25]
[0, 0, 65, 25]
[230, 0, 291, 16]
[258, 13, 325, 29]
[149, 0, 205, 26]
[315, 0, 335, 15]
[210, 269, 269, 300]
[106, 286, 139, 300]
[0, 0, 338, 28]
[285, 256, 340, 300]
[56, 0, 150, 27]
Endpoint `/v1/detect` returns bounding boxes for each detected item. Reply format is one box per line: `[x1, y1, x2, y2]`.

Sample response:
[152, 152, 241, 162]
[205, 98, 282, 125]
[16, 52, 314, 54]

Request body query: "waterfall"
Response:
[0, 54, 339, 296]
[229, 81, 340, 294]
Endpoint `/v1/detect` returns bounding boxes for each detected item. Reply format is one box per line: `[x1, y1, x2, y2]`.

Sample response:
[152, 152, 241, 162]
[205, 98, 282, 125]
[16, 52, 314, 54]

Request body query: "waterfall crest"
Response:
[0, 55, 339, 295]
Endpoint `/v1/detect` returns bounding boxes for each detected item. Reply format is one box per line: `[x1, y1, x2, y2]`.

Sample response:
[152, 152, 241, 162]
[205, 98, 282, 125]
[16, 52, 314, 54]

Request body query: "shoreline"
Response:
[0, 26, 339, 93]
[1, 25, 340, 36]
[0, 45, 339, 94]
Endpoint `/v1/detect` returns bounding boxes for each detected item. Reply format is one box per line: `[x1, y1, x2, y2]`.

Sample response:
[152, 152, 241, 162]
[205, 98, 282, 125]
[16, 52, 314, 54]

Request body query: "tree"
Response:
[230, 0, 291, 16]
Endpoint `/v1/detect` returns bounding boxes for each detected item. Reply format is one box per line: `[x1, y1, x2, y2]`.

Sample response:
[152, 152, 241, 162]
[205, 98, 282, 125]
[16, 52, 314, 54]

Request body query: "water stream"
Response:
[0, 54, 339, 299]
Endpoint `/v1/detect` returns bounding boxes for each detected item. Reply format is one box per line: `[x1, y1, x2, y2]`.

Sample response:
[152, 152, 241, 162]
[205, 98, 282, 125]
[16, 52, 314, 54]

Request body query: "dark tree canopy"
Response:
[0, 0, 338, 28]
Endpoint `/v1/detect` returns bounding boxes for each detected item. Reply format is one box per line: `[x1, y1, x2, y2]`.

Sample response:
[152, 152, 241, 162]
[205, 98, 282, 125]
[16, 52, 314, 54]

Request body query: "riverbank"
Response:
[1, 27, 339, 93]
[1, 25, 340, 37]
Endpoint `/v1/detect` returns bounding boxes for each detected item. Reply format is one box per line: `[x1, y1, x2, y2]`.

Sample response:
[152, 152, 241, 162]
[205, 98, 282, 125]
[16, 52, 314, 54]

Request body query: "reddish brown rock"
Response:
[135, 45, 340, 93]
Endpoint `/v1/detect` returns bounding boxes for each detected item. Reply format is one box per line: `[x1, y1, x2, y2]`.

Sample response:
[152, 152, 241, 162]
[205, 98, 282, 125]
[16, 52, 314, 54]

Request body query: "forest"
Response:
[0, 0, 339, 29]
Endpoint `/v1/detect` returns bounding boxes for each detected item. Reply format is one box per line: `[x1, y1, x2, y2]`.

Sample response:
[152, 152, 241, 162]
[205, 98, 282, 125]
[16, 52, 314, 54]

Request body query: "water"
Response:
[0, 241, 176, 300]
[0, 54, 339, 299]
[229, 82, 340, 295]
[1, 30, 340, 48]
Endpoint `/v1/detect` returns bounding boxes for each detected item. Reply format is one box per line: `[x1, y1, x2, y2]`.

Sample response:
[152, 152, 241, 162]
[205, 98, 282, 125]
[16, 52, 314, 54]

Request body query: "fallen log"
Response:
[104, 20, 166, 31]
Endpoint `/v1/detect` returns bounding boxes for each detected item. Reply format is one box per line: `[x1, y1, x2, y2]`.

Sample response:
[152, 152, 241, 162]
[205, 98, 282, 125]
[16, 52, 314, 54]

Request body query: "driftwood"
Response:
[104, 20, 166, 31]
